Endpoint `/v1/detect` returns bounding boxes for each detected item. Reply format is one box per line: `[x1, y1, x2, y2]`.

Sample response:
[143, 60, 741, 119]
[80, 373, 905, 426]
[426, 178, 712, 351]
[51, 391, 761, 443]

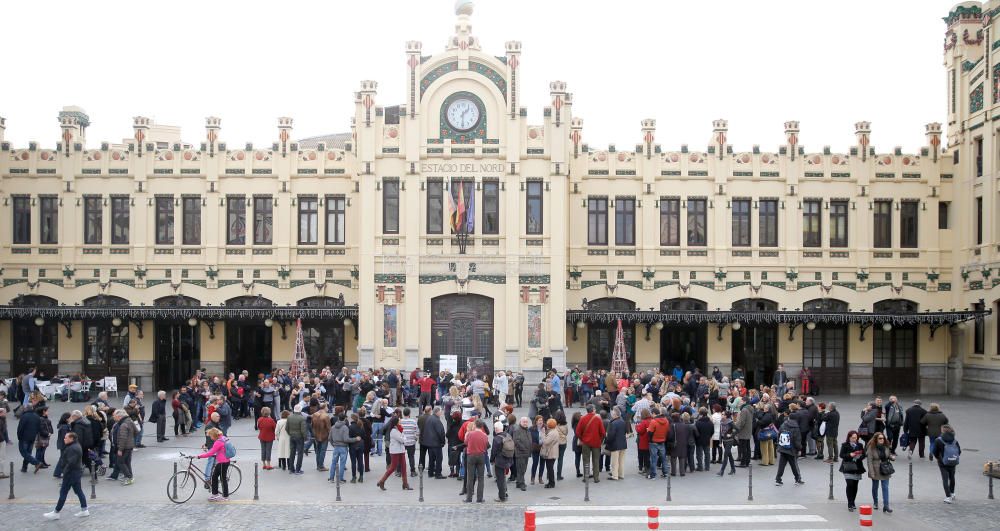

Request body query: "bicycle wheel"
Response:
[166, 471, 197, 504]
[225, 463, 242, 494]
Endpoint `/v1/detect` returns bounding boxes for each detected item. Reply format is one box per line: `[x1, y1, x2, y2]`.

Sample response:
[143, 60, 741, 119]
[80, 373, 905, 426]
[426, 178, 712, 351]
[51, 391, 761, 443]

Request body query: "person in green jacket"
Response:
[285, 404, 307, 474]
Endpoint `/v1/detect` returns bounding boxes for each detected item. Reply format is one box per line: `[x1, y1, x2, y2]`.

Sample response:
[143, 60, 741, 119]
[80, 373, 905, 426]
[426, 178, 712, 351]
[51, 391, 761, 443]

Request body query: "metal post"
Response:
[253, 462, 260, 501]
[172, 462, 178, 501]
[989, 462, 994, 500]
[747, 460, 752, 501]
[583, 462, 590, 502]
[418, 464, 424, 502]
[666, 464, 672, 502]
[90, 465, 97, 500]
[908, 462, 914, 500]
[335, 468, 342, 502]
[828, 462, 834, 500]
[8, 462, 14, 500]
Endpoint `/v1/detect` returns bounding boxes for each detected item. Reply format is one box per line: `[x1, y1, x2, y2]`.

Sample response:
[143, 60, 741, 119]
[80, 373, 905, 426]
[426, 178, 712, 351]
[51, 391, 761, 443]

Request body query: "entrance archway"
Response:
[431, 294, 494, 377]
[154, 296, 201, 390]
[11, 295, 59, 379]
[660, 298, 707, 373]
[802, 299, 848, 394]
[82, 295, 130, 385]
[873, 299, 918, 393]
[731, 298, 778, 390]
[225, 296, 274, 377]
[585, 298, 635, 370]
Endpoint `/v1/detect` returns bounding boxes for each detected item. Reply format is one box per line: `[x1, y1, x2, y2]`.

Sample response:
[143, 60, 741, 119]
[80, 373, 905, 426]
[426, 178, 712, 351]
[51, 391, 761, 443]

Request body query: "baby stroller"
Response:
[87, 448, 107, 476]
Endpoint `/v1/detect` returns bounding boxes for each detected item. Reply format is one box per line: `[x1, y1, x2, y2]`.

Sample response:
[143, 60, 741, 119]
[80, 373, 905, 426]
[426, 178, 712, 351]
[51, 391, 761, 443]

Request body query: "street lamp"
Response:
[188, 317, 198, 327]
[34, 316, 45, 327]
[654, 322, 664, 330]
[344, 318, 353, 327]
[576, 321, 586, 329]
[731, 321, 741, 331]
[264, 318, 274, 328]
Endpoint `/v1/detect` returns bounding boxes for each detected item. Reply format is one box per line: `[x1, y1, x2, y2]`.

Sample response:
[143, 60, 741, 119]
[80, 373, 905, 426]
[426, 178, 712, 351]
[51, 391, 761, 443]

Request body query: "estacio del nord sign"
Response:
[420, 162, 505, 174]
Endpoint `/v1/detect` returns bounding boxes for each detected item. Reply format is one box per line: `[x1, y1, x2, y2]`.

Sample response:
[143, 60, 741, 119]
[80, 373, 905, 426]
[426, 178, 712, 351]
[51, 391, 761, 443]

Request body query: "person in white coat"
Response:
[494, 372, 509, 406]
[274, 410, 291, 471]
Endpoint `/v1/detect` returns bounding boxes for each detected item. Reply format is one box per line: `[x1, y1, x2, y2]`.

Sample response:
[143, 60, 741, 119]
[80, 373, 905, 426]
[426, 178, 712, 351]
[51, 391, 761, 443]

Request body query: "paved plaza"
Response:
[2, 394, 999, 529]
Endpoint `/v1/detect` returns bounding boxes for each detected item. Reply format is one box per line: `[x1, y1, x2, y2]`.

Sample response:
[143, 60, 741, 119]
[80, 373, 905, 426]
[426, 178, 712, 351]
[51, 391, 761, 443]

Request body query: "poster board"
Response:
[438, 355, 458, 374]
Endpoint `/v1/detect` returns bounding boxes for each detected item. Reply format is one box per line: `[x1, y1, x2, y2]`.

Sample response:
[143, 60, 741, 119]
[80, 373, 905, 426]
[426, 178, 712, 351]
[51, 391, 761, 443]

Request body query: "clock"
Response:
[445, 98, 481, 132]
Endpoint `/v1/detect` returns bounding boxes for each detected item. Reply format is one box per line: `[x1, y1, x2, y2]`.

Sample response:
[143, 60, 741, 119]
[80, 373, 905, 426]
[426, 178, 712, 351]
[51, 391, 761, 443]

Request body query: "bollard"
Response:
[666, 464, 672, 502]
[335, 469, 342, 502]
[989, 462, 995, 500]
[859, 504, 873, 527]
[647, 506, 660, 530]
[418, 464, 424, 503]
[8, 461, 14, 500]
[828, 461, 834, 500]
[583, 462, 590, 502]
[524, 508, 536, 531]
[908, 462, 914, 500]
[172, 462, 178, 501]
[747, 461, 753, 501]
[90, 466, 97, 500]
[253, 462, 260, 501]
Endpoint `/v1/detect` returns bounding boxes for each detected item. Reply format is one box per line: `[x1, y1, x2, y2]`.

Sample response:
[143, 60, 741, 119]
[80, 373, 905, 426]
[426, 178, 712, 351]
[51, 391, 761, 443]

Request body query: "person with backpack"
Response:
[883, 396, 904, 455]
[774, 405, 804, 486]
[932, 424, 961, 503]
[717, 410, 737, 476]
[491, 421, 514, 501]
[197, 428, 232, 501]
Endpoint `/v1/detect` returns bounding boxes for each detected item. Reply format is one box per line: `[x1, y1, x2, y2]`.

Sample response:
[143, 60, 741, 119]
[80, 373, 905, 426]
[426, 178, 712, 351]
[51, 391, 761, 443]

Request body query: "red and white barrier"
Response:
[524, 509, 536, 531]
[859, 504, 873, 527]
[647, 506, 660, 529]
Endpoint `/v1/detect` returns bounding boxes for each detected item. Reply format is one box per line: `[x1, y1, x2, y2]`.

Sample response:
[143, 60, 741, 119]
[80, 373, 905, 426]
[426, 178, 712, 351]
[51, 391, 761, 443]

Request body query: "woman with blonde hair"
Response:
[197, 428, 231, 501]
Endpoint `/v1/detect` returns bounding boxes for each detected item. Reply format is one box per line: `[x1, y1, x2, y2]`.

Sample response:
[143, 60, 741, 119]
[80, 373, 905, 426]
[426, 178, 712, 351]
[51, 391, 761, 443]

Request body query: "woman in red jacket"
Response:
[257, 407, 276, 470]
[635, 409, 652, 475]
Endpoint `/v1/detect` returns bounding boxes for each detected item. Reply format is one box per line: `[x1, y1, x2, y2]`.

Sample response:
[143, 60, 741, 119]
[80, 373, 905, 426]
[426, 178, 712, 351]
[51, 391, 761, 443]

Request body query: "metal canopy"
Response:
[0, 304, 358, 321]
[566, 308, 988, 327]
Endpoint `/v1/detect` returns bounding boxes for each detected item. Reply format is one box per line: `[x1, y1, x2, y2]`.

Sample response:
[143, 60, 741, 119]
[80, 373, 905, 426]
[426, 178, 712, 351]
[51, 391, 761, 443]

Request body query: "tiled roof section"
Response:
[297, 132, 351, 149]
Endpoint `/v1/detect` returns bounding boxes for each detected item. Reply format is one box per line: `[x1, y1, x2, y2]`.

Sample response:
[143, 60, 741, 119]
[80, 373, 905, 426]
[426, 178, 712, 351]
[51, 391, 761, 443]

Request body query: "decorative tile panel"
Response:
[469, 61, 507, 101]
[419, 61, 459, 98]
[971, 82, 985, 113]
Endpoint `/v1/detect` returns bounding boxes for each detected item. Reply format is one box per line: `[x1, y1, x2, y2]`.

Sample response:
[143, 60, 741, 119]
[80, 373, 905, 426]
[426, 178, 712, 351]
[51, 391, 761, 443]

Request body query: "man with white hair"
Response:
[150, 391, 169, 443]
[490, 420, 513, 502]
[510, 417, 532, 490]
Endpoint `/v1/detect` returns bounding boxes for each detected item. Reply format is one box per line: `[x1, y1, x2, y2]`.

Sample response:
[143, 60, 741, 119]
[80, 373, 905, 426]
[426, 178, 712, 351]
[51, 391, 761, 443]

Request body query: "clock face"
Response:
[446, 98, 481, 132]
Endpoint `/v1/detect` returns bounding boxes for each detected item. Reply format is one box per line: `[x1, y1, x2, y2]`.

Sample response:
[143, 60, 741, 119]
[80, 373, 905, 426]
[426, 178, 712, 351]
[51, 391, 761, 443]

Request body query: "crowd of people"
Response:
[0, 363, 966, 518]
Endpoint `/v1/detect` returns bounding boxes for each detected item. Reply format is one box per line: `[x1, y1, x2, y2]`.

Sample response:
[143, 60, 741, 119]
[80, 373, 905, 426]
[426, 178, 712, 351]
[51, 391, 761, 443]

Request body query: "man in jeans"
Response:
[328, 413, 356, 483]
[43, 432, 89, 520]
[285, 404, 307, 475]
[510, 417, 532, 490]
[463, 420, 489, 503]
[647, 407, 670, 478]
[574, 405, 607, 483]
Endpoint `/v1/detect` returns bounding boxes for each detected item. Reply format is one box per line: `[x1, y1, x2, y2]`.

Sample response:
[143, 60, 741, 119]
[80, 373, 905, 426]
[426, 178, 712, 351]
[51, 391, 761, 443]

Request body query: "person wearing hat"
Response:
[904, 399, 927, 459]
[122, 385, 138, 410]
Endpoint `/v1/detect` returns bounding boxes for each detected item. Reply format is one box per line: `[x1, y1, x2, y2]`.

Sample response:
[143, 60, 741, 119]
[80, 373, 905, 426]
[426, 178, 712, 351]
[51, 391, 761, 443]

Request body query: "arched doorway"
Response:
[431, 294, 494, 378]
[10, 295, 59, 379]
[154, 296, 201, 390]
[802, 299, 848, 394]
[586, 298, 636, 370]
[297, 296, 346, 371]
[82, 295, 130, 384]
[873, 299, 918, 393]
[731, 298, 778, 390]
[660, 298, 707, 373]
[225, 296, 274, 377]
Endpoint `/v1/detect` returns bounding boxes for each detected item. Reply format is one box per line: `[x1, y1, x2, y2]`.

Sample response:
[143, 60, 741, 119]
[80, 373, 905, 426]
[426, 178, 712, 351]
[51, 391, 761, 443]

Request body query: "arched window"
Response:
[803, 299, 848, 312]
[661, 298, 707, 311]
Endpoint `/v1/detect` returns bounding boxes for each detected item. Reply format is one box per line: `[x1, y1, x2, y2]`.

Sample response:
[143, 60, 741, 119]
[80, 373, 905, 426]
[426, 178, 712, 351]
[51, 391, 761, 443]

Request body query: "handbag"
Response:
[899, 432, 909, 448]
[879, 461, 895, 476]
[840, 460, 860, 474]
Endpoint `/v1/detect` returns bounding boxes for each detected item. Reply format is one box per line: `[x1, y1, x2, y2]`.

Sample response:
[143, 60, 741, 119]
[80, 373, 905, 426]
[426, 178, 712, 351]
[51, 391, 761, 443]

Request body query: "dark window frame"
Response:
[155, 196, 174, 245]
[975, 136, 983, 177]
[254, 196, 273, 245]
[298, 196, 318, 245]
[974, 301, 985, 354]
[12, 196, 31, 244]
[938, 201, 950, 230]
[110, 196, 129, 245]
[687, 198, 707, 246]
[758, 199, 778, 247]
[182, 196, 201, 246]
[830, 200, 849, 248]
[526, 180, 543, 235]
[226, 195, 246, 246]
[482, 180, 500, 235]
[587, 196, 608, 245]
[39, 196, 58, 245]
[84, 196, 102, 245]
[731, 198, 751, 247]
[802, 199, 821, 247]
[660, 197, 680, 246]
[426, 179, 443, 234]
[874, 200, 893, 248]
[615, 196, 636, 246]
[325, 195, 345, 245]
[383, 179, 400, 234]
[976, 197, 983, 245]
[900, 200, 918, 248]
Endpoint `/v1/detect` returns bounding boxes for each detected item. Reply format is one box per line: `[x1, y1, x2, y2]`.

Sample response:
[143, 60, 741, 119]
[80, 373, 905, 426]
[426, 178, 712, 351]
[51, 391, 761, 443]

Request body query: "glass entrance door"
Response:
[84, 320, 130, 384]
[155, 322, 200, 391]
[226, 323, 272, 378]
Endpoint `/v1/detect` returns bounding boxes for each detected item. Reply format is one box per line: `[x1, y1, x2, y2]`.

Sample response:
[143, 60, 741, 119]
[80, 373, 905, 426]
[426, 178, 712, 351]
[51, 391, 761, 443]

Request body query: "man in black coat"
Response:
[150, 391, 169, 443]
[43, 432, 88, 519]
[821, 402, 840, 463]
[16, 407, 43, 472]
[904, 399, 928, 459]
[420, 406, 447, 479]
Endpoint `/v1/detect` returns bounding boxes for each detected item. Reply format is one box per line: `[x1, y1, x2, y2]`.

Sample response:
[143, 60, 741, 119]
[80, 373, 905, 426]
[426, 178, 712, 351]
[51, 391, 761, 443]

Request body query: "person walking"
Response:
[839, 430, 866, 511]
[197, 428, 231, 502]
[257, 407, 276, 470]
[931, 424, 961, 503]
[113, 409, 136, 486]
[883, 396, 904, 454]
[377, 418, 413, 491]
[312, 409, 332, 472]
[774, 407, 804, 486]
[510, 416, 532, 490]
[463, 419, 490, 502]
[575, 404, 607, 483]
[33, 406, 53, 471]
[150, 391, 169, 443]
[904, 399, 927, 459]
[921, 403, 949, 462]
[867, 431, 895, 513]
[541, 418, 560, 487]
[491, 421, 513, 501]
[16, 402, 42, 473]
[42, 432, 89, 520]
[717, 410, 737, 476]
[285, 404, 307, 474]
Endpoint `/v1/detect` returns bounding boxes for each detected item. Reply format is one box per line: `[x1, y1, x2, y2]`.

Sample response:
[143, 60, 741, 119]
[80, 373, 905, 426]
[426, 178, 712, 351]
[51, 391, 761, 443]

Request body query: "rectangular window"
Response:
[975, 136, 983, 177]
[84, 196, 102, 244]
[830, 200, 849, 248]
[687, 198, 707, 246]
[449, 178, 473, 234]
[938, 201, 950, 229]
[383, 180, 399, 234]
[482, 180, 499, 235]
[659, 197, 680, 246]
[615, 197, 636, 245]
[254, 196, 273, 245]
[226, 196, 246, 245]
[426, 180, 443, 234]
[182, 197, 201, 245]
[111, 196, 129, 244]
[873, 200, 892, 248]
[900, 200, 918, 248]
[299, 196, 318, 244]
[13, 196, 31, 244]
[155, 196, 174, 245]
[39, 196, 58, 244]
[976, 197, 983, 245]
[731, 199, 751, 247]
[526, 180, 543, 235]
[974, 301, 985, 354]
[758, 199, 778, 247]
[587, 197, 608, 245]
[802, 199, 821, 247]
[325, 195, 345, 245]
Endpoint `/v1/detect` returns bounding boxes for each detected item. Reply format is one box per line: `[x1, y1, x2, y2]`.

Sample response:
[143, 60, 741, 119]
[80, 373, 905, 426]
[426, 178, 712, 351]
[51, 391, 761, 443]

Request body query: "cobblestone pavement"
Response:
[3, 394, 999, 529]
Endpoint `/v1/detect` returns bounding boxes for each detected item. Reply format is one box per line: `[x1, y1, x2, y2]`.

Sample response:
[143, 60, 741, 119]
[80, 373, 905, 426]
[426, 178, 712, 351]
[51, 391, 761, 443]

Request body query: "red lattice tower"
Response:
[289, 318, 309, 381]
[609, 319, 630, 376]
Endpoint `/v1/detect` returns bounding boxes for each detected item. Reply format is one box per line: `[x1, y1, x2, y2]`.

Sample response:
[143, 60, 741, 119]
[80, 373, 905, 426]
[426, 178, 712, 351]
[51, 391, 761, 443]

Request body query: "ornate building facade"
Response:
[0, 2, 996, 396]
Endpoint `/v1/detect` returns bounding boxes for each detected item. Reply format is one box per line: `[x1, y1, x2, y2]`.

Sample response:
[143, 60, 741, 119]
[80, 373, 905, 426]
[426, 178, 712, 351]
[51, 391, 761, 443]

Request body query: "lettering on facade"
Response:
[420, 162, 504, 173]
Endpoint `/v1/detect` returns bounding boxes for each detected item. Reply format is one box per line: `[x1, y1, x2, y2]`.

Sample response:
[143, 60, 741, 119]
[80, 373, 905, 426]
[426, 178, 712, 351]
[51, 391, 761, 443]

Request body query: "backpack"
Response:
[223, 437, 237, 459]
[501, 433, 515, 458]
[941, 439, 960, 466]
[778, 429, 794, 450]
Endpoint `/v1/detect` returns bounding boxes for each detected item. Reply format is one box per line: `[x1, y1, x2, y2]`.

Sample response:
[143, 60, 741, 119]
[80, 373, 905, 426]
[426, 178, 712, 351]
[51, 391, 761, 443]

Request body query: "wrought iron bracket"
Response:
[277, 320, 289, 340]
[716, 322, 727, 341]
[60, 319, 73, 338]
[131, 319, 144, 339]
[204, 319, 216, 339]
[858, 322, 872, 342]
[929, 322, 947, 339]
[571, 322, 579, 341]
[645, 322, 653, 341]
[787, 322, 801, 342]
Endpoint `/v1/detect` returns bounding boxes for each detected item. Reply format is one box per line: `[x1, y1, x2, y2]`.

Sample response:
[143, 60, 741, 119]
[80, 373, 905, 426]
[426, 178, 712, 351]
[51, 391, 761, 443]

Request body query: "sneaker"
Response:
[774, 480, 783, 486]
[123, 478, 134, 486]
[208, 495, 221, 502]
[75, 510, 90, 517]
[794, 480, 805, 486]
[43, 512, 60, 520]
[220, 497, 229, 502]
[943, 497, 953, 504]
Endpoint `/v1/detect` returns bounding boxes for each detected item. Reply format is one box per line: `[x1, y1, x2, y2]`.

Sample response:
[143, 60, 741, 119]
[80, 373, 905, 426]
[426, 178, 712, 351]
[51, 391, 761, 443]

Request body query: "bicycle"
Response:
[166, 453, 243, 503]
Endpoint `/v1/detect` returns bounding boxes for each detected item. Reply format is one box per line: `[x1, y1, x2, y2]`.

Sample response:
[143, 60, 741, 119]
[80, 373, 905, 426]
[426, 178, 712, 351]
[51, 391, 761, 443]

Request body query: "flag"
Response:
[290, 318, 309, 381]
[456, 181, 466, 232]
[447, 185, 458, 232]
[465, 183, 475, 233]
